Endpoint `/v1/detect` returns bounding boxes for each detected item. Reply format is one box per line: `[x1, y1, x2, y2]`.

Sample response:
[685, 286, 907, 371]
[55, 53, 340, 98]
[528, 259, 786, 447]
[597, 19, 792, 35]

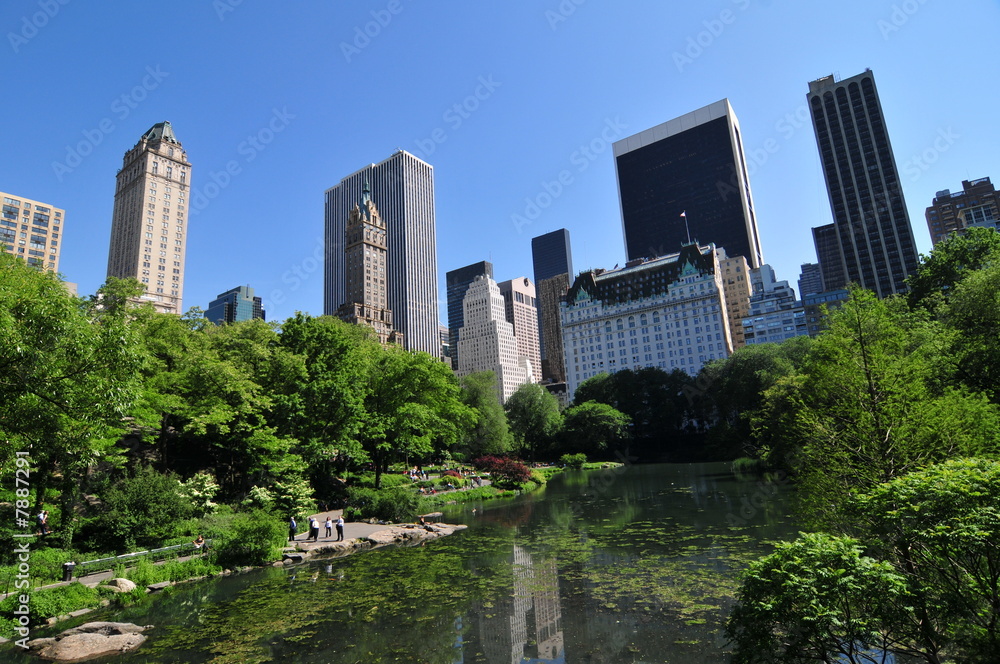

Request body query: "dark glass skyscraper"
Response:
[205, 285, 265, 325]
[614, 99, 763, 268]
[531, 229, 573, 381]
[807, 70, 919, 297]
[446, 260, 493, 371]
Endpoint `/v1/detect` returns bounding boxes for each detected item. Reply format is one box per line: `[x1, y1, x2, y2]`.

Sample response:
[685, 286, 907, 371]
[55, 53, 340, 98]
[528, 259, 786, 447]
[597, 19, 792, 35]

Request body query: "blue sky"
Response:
[2, 0, 997, 323]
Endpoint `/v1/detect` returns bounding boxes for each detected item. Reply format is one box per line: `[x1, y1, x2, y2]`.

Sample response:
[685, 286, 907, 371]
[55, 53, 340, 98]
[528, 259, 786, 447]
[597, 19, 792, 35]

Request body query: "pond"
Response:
[8, 462, 797, 663]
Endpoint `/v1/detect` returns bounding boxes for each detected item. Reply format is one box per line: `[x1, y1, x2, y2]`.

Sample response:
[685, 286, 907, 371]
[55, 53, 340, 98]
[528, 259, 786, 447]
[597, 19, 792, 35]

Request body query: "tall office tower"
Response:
[719, 253, 751, 349]
[107, 121, 191, 314]
[742, 265, 808, 345]
[205, 285, 266, 325]
[614, 99, 763, 268]
[807, 70, 919, 297]
[926, 177, 999, 245]
[324, 150, 438, 356]
[531, 229, 573, 381]
[498, 277, 541, 383]
[1, 191, 64, 271]
[457, 275, 531, 403]
[561, 243, 733, 398]
[446, 260, 493, 371]
[335, 183, 401, 346]
[798, 262, 824, 299]
[538, 273, 570, 383]
[812, 223, 846, 295]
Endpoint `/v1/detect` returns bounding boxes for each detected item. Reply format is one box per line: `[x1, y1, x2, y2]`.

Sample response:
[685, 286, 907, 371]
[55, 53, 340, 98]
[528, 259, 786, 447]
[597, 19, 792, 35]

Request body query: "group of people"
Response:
[289, 514, 344, 543]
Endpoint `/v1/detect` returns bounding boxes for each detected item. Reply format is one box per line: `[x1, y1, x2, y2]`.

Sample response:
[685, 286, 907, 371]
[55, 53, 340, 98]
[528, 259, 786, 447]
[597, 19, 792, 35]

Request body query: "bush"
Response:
[345, 487, 418, 522]
[472, 456, 532, 488]
[91, 466, 194, 552]
[349, 472, 413, 489]
[560, 453, 587, 469]
[441, 470, 463, 479]
[0, 582, 101, 630]
[212, 510, 286, 568]
[436, 476, 468, 489]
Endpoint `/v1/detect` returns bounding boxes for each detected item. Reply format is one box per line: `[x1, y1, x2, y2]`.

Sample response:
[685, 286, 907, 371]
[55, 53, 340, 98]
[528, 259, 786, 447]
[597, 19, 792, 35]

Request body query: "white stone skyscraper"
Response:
[457, 275, 531, 403]
[324, 150, 439, 356]
[107, 121, 191, 314]
[498, 277, 541, 384]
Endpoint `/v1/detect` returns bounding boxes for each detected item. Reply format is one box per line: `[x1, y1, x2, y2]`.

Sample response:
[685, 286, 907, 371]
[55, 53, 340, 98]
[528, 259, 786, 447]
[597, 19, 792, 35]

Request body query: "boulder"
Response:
[28, 622, 150, 661]
[103, 578, 136, 593]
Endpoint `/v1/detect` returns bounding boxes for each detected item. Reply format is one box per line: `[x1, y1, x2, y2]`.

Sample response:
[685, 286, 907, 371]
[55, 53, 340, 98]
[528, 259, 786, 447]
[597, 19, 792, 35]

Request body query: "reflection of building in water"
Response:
[475, 545, 564, 663]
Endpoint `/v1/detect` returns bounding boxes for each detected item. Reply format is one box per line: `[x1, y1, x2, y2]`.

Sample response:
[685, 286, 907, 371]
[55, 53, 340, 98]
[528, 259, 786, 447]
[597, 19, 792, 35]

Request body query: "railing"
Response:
[75, 540, 211, 577]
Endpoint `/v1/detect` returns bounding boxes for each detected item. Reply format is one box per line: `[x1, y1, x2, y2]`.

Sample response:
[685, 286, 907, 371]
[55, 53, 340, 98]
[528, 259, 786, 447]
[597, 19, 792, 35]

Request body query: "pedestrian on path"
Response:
[324, 516, 333, 539]
[309, 517, 319, 542]
[336, 514, 345, 541]
[37, 510, 49, 536]
[289, 516, 297, 541]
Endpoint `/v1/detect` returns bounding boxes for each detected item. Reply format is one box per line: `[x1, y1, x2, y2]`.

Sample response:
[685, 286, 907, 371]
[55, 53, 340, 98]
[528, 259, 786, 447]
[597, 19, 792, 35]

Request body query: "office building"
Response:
[614, 99, 763, 268]
[926, 177, 999, 245]
[804, 289, 850, 336]
[531, 229, 573, 381]
[798, 263, 824, 299]
[1, 191, 63, 271]
[561, 243, 733, 397]
[498, 277, 541, 383]
[807, 70, 919, 297]
[446, 260, 493, 371]
[205, 285, 265, 325]
[324, 150, 438, 356]
[538, 273, 571, 383]
[335, 183, 401, 346]
[812, 223, 846, 297]
[741, 265, 807, 345]
[107, 121, 191, 314]
[456, 275, 531, 403]
[719, 253, 751, 349]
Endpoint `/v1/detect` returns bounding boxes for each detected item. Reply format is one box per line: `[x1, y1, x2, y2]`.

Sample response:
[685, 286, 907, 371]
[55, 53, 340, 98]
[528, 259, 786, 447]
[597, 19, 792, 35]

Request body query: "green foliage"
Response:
[212, 510, 286, 568]
[560, 400, 631, 458]
[504, 382, 562, 460]
[345, 486, 418, 522]
[945, 262, 1000, 403]
[560, 453, 587, 469]
[0, 582, 103, 630]
[349, 472, 413, 489]
[91, 466, 194, 552]
[460, 371, 513, 457]
[178, 471, 220, 517]
[907, 225, 1000, 310]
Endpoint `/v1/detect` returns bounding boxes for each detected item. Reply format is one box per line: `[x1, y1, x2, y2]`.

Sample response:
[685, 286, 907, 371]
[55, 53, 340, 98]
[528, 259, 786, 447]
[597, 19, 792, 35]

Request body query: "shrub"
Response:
[441, 470, 462, 479]
[212, 510, 286, 568]
[345, 486, 418, 522]
[472, 456, 532, 488]
[0, 582, 101, 627]
[560, 453, 587, 469]
[91, 466, 194, 552]
[436, 476, 468, 489]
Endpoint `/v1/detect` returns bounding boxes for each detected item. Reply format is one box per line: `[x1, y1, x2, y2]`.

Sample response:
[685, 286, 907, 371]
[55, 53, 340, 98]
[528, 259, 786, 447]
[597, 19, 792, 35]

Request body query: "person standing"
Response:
[289, 516, 297, 542]
[37, 510, 49, 536]
[324, 516, 333, 539]
[336, 514, 345, 541]
[309, 517, 319, 542]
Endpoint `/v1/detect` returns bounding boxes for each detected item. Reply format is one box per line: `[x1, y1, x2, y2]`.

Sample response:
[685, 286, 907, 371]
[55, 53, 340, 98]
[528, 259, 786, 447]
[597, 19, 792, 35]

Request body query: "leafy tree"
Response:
[944, 262, 1000, 403]
[560, 400, 631, 458]
[459, 372, 512, 458]
[504, 382, 562, 460]
[907, 226, 1000, 310]
[92, 466, 194, 552]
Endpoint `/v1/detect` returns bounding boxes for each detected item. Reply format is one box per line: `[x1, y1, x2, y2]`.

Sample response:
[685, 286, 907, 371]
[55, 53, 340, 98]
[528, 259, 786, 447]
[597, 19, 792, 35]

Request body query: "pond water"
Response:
[8, 462, 797, 663]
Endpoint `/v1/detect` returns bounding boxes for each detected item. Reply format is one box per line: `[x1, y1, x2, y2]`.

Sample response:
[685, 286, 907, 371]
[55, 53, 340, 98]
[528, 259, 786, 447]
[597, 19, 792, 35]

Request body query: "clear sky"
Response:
[2, 0, 997, 323]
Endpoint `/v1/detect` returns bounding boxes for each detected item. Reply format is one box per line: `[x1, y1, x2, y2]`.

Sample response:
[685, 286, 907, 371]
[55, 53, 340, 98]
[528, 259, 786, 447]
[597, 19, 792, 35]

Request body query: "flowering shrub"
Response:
[472, 456, 532, 487]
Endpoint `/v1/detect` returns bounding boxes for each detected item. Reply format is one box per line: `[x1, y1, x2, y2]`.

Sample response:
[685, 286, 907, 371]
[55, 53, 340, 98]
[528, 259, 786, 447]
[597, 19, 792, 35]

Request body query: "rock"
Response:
[28, 622, 150, 661]
[146, 581, 172, 592]
[104, 578, 137, 593]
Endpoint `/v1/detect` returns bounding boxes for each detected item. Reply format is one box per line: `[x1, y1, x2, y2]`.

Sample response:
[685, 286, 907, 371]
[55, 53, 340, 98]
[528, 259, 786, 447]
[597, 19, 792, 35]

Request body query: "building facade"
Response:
[926, 177, 999, 245]
[560, 243, 733, 397]
[335, 183, 401, 346]
[804, 289, 850, 336]
[456, 275, 531, 403]
[718, 253, 751, 349]
[1, 191, 63, 271]
[498, 277, 541, 383]
[807, 70, 919, 297]
[538, 273, 571, 383]
[205, 285, 265, 325]
[446, 260, 493, 371]
[741, 265, 807, 345]
[531, 229, 573, 380]
[324, 150, 438, 356]
[798, 262, 824, 299]
[614, 99, 763, 268]
[107, 121, 191, 314]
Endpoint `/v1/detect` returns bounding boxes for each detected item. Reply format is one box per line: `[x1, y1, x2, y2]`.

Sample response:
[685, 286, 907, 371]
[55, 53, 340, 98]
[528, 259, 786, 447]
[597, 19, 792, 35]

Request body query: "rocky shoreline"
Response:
[280, 521, 468, 564]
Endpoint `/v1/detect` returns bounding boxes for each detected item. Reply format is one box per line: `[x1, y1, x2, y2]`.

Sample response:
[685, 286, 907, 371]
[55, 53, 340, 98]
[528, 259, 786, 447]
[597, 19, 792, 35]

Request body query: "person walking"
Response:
[324, 516, 333, 539]
[289, 516, 298, 541]
[309, 517, 319, 542]
[37, 510, 49, 536]
[336, 514, 345, 541]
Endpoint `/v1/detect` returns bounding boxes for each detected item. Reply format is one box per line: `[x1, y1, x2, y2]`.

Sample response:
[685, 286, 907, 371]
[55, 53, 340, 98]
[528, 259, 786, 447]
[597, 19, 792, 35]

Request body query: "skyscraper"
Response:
[812, 223, 846, 296]
[926, 177, 999, 245]
[1, 191, 64, 272]
[798, 262, 824, 299]
[531, 229, 573, 381]
[537, 273, 570, 383]
[614, 99, 763, 268]
[446, 260, 493, 371]
[498, 277, 541, 383]
[807, 70, 919, 297]
[336, 183, 401, 346]
[205, 285, 265, 325]
[107, 121, 191, 314]
[324, 150, 438, 356]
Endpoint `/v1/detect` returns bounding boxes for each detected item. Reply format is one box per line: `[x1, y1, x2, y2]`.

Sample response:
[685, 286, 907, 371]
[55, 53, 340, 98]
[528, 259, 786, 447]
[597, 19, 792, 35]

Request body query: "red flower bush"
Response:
[472, 456, 532, 486]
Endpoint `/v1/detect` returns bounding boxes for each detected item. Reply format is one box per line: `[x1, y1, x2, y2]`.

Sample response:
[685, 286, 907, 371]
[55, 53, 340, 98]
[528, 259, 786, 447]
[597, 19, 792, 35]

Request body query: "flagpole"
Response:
[681, 210, 691, 244]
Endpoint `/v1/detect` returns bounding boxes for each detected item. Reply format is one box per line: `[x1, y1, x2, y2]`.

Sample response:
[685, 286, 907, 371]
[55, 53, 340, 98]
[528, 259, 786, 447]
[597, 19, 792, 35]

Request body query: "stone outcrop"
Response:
[27, 622, 150, 661]
[363, 523, 466, 546]
[102, 578, 136, 593]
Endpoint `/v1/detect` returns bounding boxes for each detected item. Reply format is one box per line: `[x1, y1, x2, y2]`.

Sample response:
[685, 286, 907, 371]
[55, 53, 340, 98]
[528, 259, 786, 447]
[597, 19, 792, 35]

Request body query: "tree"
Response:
[907, 226, 1000, 311]
[944, 263, 1000, 403]
[560, 400, 631, 458]
[504, 383, 562, 460]
[91, 466, 194, 552]
[459, 372, 513, 458]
